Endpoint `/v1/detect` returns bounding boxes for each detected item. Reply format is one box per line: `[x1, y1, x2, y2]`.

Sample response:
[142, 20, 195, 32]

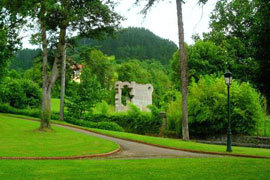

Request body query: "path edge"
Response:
[0, 147, 120, 160]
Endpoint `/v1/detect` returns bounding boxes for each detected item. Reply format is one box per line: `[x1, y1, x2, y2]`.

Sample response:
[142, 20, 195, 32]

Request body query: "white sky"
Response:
[22, 0, 217, 48]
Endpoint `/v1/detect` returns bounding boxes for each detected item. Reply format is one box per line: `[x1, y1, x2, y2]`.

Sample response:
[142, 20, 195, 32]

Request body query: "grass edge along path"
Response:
[0, 114, 120, 160]
[4, 113, 270, 159]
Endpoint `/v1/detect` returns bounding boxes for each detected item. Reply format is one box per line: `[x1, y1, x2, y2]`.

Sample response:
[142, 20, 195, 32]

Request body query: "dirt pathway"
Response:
[57, 125, 221, 159]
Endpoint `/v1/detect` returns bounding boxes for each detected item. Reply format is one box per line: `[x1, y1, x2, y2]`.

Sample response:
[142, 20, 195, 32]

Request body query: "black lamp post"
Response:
[224, 71, 232, 152]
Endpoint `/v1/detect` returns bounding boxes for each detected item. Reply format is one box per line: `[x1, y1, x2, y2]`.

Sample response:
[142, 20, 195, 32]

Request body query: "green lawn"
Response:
[0, 158, 269, 179]
[0, 113, 269, 179]
[0, 114, 118, 157]
[51, 98, 60, 113]
[4, 113, 270, 158]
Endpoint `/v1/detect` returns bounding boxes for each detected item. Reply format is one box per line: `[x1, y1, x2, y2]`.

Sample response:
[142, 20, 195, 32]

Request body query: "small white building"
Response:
[72, 64, 83, 83]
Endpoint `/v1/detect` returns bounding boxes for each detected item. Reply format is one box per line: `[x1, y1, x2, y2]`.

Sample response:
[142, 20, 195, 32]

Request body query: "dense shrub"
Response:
[166, 76, 265, 137]
[65, 116, 124, 132]
[92, 101, 113, 115]
[0, 78, 41, 109]
[0, 104, 40, 118]
[85, 104, 162, 135]
[0, 104, 59, 120]
[188, 76, 264, 136]
[166, 92, 182, 137]
[66, 70, 105, 119]
[0, 79, 26, 108]
[20, 79, 42, 108]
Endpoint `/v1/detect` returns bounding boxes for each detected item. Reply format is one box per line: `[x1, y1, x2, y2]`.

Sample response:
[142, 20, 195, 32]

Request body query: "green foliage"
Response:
[8, 69, 21, 79]
[10, 49, 41, 71]
[92, 101, 112, 116]
[66, 68, 106, 119]
[166, 92, 182, 137]
[0, 103, 60, 120]
[117, 60, 151, 84]
[0, 5, 22, 81]
[188, 76, 265, 136]
[20, 79, 42, 108]
[123, 104, 161, 134]
[159, 89, 178, 111]
[0, 28, 8, 80]
[78, 27, 178, 65]
[253, 0, 270, 107]
[204, 0, 270, 107]
[0, 78, 25, 108]
[82, 49, 116, 89]
[65, 116, 124, 132]
[141, 61, 172, 107]
[166, 76, 265, 137]
[0, 77, 41, 109]
[0, 104, 40, 118]
[171, 41, 229, 88]
[84, 104, 162, 135]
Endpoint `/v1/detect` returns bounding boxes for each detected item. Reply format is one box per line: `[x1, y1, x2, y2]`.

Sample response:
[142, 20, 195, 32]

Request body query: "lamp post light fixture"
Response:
[224, 71, 232, 152]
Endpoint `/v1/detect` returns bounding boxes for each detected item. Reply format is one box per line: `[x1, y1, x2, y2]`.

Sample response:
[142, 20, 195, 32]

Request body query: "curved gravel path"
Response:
[57, 125, 221, 159]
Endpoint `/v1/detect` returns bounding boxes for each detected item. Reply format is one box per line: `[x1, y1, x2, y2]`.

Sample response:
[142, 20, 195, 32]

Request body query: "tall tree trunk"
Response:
[40, 0, 51, 129]
[59, 30, 66, 121]
[176, 0, 189, 140]
[59, 0, 68, 121]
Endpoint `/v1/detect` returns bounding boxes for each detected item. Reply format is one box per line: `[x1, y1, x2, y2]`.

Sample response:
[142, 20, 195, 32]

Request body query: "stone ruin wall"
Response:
[115, 81, 154, 112]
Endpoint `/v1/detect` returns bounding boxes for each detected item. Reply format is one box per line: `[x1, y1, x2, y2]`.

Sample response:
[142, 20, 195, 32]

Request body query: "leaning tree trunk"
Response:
[40, 0, 65, 128]
[176, 0, 189, 140]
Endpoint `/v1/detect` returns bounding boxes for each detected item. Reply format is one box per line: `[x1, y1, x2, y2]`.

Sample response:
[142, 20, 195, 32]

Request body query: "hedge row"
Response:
[0, 104, 59, 120]
[84, 113, 162, 135]
[65, 116, 124, 132]
[0, 104, 124, 132]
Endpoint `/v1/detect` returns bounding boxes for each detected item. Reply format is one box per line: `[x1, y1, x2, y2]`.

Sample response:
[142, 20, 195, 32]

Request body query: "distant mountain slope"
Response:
[78, 27, 178, 65]
[11, 28, 177, 71]
[10, 49, 41, 71]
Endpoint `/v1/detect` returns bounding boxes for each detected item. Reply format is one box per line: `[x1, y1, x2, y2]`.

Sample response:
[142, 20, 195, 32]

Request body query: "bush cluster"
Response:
[85, 104, 162, 135]
[66, 72, 106, 119]
[166, 75, 265, 137]
[65, 116, 124, 132]
[0, 78, 41, 109]
[0, 104, 40, 117]
[0, 103, 59, 120]
[166, 92, 182, 137]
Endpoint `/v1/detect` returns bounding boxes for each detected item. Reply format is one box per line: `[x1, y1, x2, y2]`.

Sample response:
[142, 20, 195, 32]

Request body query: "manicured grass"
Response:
[0, 158, 269, 179]
[0, 114, 118, 157]
[4, 113, 270, 157]
[89, 128, 270, 157]
[51, 98, 60, 113]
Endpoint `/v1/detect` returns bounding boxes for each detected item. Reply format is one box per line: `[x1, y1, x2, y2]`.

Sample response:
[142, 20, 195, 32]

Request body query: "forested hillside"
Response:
[78, 27, 178, 65]
[10, 49, 41, 71]
[11, 28, 177, 71]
